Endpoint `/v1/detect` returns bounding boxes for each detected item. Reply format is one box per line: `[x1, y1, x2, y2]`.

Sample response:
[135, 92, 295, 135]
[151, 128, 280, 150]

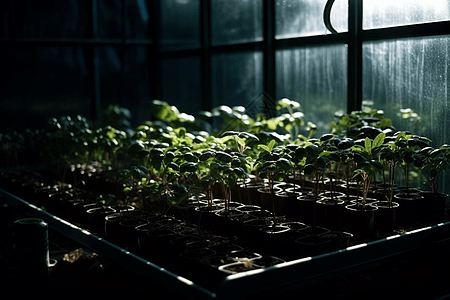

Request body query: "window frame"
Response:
[2, 0, 450, 118]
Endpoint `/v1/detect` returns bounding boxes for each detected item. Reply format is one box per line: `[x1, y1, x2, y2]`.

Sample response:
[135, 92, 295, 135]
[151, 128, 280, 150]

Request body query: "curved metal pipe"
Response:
[323, 0, 338, 34]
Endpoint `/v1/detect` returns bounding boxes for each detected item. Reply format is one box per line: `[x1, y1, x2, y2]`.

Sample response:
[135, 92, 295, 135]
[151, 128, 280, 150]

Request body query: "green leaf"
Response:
[138, 165, 149, 174]
[372, 132, 386, 148]
[276, 158, 292, 171]
[276, 98, 300, 110]
[199, 150, 215, 162]
[293, 146, 306, 160]
[151, 99, 179, 122]
[184, 152, 198, 163]
[430, 149, 441, 158]
[379, 118, 393, 128]
[216, 151, 233, 163]
[238, 132, 259, 142]
[369, 160, 384, 170]
[319, 133, 335, 142]
[304, 164, 316, 175]
[221, 131, 238, 137]
[233, 167, 247, 177]
[150, 148, 164, 157]
[220, 135, 235, 144]
[164, 151, 175, 164]
[317, 156, 328, 168]
[319, 151, 331, 157]
[180, 162, 197, 173]
[306, 144, 319, 158]
[131, 166, 146, 179]
[258, 144, 270, 152]
[365, 137, 372, 154]
[149, 153, 164, 169]
[267, 139, 277, 152]
[167, 162, 179, 171]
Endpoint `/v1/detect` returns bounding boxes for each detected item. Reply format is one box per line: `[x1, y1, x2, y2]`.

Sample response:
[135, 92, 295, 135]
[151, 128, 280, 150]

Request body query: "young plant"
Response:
[417, 144, 450, 194]
[115, 165, 149, 210]
[210, 150, 248, 212]
[275, 98, 305, 140]
[302, 134, 337, 200]
[351, 132, 386, 206]
[256, 139, 293, 218]
[282, 144, 307, 194]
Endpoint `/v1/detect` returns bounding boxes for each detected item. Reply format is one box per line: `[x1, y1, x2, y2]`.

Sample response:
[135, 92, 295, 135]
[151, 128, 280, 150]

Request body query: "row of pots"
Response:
[235, 178, 448, 235]
[1, 171, 448, 280]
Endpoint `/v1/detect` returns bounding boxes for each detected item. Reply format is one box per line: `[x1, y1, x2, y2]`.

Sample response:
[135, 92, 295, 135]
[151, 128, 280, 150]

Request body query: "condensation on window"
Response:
[275, 0, 348, 39]
[159, 0, 200, 51]
[212, 51, 263, 112]
[363, 0, 450, 30]
[211, 0, 263, 46]
[363, 36, 450, 193]
[161, 56, 202, 116]
[276, 44, 348, 136]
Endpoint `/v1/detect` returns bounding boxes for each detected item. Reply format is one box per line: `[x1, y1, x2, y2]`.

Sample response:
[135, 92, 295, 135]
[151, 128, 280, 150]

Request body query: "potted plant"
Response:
[416, 143, 450, 220]
[345, 132, 385, 238]
[256, 139, 292, 217]
[305, 134, 346, 229]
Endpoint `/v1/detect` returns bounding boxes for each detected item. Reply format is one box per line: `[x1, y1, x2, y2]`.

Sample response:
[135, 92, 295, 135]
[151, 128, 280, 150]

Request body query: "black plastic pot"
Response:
[394, 193, 425, 225]
[141, 228, 179, 263]
[239, 183, 263, 206]
[297, 194, 320, 225]
[11, 218, 49, 275]
[241, 218, 273, 249]
[372, 201, 399, 234]
[257, 187, 282, 213]
[258, 225, 291, 254]
[295, 234, 332, 257]
[275, 191, 302, 218]
[248, 208, 274, 220]
[86, 206, 116, 237]
[315, 198, 346, 230]
[319, 231, 353, 251]
[419, 191, 448, 221]
[194, 205, 223, 227]
[117, 217, 149, 250]
[345, 203, 378, 239]
[214, 209, 249, 236]
[235, 204, 262, 214]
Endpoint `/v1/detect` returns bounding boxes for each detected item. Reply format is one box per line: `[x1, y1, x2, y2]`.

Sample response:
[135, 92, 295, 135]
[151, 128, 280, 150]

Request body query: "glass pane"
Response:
[7, 0, 89, 39]
[99, 46, 122, 113]
[124, 46, 151, 126]
[276, 0, 348, 39]
[276, 45, 347, 136]
[159, 0, 200, 51]
[363, 36, 450, 194]
[212, 52, 263, 111]
[364, 0, 450, 29]
[161, 56, 202, 116]
[0, 46, 91, 130]
[126, 0, 150, 39]
[211, 0, 263, 46]
[97, 0, 123, 39]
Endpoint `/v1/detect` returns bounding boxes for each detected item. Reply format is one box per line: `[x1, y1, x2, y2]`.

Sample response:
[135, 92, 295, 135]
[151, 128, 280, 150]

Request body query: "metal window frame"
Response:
[2, 0, 450, 118]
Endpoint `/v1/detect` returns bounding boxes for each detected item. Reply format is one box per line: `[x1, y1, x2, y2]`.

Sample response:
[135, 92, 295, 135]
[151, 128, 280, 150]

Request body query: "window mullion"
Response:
[348, 0, 363, 113]
[201, 0, 212, 112]
[263, 0, 276, 117]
